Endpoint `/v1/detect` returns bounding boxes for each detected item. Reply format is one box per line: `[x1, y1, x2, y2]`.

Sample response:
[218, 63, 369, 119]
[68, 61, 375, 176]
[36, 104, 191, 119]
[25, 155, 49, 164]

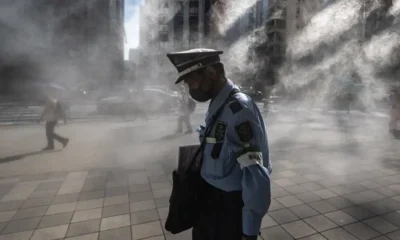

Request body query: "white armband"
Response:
[237, 152, 263, 169]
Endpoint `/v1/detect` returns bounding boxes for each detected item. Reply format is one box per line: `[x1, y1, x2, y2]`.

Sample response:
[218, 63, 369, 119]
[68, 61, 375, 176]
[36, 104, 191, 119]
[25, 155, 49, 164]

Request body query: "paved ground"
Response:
[0, 109, 399, 239]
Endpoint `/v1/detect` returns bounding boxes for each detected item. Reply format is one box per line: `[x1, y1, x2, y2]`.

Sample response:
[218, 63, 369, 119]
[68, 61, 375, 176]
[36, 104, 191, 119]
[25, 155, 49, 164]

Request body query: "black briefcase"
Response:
[165, 143, 203, 234]
[164, 168, 202, 234]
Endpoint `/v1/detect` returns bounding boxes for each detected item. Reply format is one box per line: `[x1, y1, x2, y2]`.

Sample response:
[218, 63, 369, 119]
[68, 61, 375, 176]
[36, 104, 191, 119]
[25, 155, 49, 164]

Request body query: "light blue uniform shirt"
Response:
[197, 79, 272, 236]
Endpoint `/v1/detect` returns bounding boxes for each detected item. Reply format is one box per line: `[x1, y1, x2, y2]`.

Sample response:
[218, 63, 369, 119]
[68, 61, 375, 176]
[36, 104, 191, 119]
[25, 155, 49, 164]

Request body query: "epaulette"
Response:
[228, 98, 243, 114]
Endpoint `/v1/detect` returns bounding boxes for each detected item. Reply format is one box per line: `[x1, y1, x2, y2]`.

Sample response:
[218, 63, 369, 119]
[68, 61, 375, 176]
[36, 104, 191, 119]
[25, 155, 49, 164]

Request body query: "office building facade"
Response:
[264, 0, 322, 81]
[0, 0, 125, 95]
[139, 0, 212, 85]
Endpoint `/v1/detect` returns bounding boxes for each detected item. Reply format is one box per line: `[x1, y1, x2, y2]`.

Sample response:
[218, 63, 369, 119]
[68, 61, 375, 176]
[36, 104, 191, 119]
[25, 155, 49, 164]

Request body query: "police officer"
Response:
[167, 49, 272, 240]
[389, 86, 400, 138]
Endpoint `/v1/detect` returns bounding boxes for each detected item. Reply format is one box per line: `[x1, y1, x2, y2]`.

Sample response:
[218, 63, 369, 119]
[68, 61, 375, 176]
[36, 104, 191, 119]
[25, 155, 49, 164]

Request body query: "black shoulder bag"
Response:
[165, 89, 239, 234]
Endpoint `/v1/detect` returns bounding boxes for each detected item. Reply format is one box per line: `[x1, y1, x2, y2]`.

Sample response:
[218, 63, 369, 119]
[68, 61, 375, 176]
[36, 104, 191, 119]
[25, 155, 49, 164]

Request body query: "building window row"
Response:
[159, 14, 168, 25]
[266, 19, 286, 29]
[267, 7, 286, 20]
[189, 0, 199, 16]
[175, 1, 184, 16]
[267, 32, 285, 42]
[159, 24, 168, 32]
[159, 31, 169, 42]
[159, 1, 169, 9]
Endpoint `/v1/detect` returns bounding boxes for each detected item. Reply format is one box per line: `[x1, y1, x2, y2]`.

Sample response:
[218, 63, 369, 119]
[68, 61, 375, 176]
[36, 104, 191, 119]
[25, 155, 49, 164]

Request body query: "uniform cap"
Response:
[166, 48, 223, 84]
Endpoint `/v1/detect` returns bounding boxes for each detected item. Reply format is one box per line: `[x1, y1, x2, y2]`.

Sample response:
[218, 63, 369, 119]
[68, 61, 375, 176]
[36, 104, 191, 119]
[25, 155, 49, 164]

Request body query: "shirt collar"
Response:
[205, 79, 236, 122]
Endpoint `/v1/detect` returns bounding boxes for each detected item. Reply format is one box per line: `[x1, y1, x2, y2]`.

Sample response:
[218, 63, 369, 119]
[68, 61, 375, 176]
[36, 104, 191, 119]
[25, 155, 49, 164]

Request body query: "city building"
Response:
[362, 0, 396, 79]
[0, 0, 54, 95]
[363, 0, 393, 40]
[127, 48, 146, 83]
[264, 0, 322, 82]
[138, 0, 213, 86]
[204, 0, 267, 47]
[52, 0, 125, 88]
[320, 0, 393, 40]
[137, 0, 268, 86]
[0, 0, 125, 96]
[139, 0, 211, 51]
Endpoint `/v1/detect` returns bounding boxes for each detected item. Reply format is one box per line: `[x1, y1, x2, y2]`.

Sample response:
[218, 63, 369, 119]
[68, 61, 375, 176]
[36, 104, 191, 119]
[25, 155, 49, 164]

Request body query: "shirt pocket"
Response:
[203, 143, 235, 179]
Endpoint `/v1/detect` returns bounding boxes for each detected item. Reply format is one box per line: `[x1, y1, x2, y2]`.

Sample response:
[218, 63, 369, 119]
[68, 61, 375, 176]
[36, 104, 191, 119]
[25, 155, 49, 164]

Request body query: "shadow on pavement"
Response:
[381, 156, 400, 171]
[0, 149, 61, 164]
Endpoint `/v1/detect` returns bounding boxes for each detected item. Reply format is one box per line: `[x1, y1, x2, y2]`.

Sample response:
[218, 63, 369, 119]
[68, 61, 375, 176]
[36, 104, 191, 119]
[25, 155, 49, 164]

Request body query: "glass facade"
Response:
[173, 1, 184, 42]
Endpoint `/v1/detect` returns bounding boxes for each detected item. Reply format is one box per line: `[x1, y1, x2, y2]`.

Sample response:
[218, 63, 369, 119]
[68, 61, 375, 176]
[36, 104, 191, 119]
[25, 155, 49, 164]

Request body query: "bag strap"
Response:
[188, 88, 240, 171]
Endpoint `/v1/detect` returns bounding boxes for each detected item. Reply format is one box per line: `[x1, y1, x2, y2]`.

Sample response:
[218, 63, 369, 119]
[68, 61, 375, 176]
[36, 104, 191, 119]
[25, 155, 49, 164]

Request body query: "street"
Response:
[0, 108, 399, 239]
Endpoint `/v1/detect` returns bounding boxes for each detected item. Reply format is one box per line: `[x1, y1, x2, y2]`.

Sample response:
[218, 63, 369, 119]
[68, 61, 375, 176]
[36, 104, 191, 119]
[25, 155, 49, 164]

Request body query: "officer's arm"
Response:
[227, 106, 271, 237]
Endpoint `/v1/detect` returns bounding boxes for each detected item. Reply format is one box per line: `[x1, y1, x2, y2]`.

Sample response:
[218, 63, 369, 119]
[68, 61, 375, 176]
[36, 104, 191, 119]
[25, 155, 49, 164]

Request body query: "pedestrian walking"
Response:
[389, 86, 400, 138]
[165, 48, 272, 240]
[176, 85, 194, 134]
[39, 95, 69, 150]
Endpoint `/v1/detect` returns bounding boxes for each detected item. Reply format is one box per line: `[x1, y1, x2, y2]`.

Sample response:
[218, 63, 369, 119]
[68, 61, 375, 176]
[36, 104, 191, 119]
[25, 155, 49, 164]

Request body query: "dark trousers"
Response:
[177, 115, 192, 132]
[45, 121, 67, 148]
[192, 179, 243, 240]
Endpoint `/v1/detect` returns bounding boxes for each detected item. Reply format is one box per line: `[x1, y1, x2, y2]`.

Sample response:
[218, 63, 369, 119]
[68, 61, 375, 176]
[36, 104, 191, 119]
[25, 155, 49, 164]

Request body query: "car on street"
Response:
[96, 87, 180, 116]
[239, 85, 264, 101]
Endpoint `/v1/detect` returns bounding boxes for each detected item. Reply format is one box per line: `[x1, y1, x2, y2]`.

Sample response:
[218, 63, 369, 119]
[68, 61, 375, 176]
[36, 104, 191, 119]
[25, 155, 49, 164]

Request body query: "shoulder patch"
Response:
[229, 100, 243, 114]
[235, 121, 253, 142]
[214, 121, 227, 142]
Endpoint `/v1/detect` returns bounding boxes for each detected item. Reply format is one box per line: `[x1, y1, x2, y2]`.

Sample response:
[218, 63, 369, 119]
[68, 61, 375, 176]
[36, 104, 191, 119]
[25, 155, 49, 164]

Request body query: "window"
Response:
[249, 12, 255, 26]
[276, 19, 286, 28]
[176, 1, 184, 16]
[189, 31, 199, 42]
[268, 6, 286, 19]
[160, 1, 169, 9]
[159, 15, 168, 25]
[159, 24, 169, 32]
[189, 23, 199, 45]
[268, 32, 284, 42]
[174, 7, 184, 42]
[160, 42, 169, 49]
[189, 7, 199, 15]
[189, 1, 199, 16]
[159, 32, 169, 42]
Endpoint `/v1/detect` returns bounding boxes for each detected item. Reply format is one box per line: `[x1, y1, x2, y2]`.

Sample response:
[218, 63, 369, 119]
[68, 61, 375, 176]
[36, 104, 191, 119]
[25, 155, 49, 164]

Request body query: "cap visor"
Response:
[175, 76, 184, 84]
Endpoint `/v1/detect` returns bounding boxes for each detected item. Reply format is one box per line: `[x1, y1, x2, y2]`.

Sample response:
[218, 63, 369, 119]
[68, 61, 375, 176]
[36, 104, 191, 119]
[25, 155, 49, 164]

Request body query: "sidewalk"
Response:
[0, 150, 398, 240]
[0, 110, 399, 239]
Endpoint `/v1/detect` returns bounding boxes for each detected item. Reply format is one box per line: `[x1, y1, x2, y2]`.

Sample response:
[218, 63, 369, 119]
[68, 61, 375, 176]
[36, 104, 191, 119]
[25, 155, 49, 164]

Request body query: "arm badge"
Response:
[235, 121, 253, 142]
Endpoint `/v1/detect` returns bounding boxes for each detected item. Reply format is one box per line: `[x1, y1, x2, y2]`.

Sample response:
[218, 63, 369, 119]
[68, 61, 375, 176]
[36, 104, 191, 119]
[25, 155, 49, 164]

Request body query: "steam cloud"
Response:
[138, 0, 399, 112]
[2, 0, 399, 112]
[280, 0, 399, 111]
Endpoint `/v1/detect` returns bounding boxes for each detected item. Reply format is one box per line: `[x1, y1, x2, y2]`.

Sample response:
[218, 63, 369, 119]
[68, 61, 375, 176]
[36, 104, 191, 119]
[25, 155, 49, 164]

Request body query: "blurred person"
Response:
[263, 86, 272, 112]
[389, 86, 400, 138]
[166, 49, 272, 240]
[346, 92, 353, 114]
[176, 85, 194, 134]
[39, 94, 69, 150]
